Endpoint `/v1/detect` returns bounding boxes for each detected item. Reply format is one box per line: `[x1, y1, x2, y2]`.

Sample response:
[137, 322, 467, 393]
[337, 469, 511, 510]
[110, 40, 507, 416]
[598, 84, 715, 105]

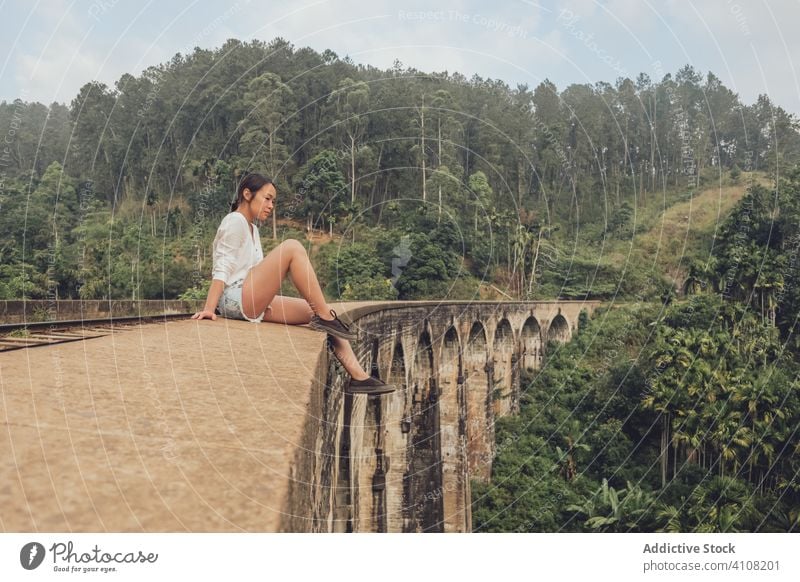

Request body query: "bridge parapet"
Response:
[0, 299, 601, 533]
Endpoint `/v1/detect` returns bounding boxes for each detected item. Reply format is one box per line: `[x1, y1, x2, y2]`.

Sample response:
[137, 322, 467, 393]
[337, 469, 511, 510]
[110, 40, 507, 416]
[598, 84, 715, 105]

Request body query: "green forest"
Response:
[1, 37, 798, 531]
[474, 173, 800, 532]
[2, 37, 799, 303]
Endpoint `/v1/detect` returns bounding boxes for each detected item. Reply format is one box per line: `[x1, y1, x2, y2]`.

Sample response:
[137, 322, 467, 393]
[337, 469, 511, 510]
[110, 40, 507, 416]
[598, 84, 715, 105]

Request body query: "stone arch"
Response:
[384, 339, 407, 532]
[548, 313, 570, 343]
[520, 316, 543, 372]
[421, 319, 437, 371]
[403, 330, 443, 532]
[370, 338, 381, 377]
[463, 321, 492, 481]
[438, 327, 461, 414]
[353, 337, 387, 532]
[492, 319, 515, 417]
[438, 326, 468, 531]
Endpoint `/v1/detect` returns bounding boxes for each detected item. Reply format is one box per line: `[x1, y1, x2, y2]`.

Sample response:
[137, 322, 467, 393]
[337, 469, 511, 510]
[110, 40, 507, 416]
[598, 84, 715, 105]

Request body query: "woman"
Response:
[191, 172, 395, 395]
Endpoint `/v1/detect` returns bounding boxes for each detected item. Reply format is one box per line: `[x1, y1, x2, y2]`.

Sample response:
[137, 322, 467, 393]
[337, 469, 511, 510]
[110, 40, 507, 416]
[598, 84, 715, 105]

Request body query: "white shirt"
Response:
[211, 212, 263, 286]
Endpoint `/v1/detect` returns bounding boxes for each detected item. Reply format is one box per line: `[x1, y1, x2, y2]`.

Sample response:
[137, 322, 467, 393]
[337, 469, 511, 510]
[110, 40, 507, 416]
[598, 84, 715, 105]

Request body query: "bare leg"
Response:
[261, 295, 370, 380]
[261, 295, 314, 325]
[241, 239, 334, 321]
[328, 335, 370, 380]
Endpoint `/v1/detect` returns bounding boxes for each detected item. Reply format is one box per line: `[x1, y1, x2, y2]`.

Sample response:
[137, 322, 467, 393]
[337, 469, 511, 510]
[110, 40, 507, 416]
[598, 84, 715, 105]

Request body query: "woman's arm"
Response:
[193, 215, 245, 321]
[191, 278, 225, 320]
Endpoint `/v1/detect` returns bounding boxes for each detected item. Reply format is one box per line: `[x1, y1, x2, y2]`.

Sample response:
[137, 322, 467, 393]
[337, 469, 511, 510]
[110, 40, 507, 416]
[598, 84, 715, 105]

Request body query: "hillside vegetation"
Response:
[2, 38, 797, 303]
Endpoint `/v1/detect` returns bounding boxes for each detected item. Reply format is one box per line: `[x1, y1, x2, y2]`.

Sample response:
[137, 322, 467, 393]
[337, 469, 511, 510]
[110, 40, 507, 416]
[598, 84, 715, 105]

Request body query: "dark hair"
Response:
[231, 173, 274, 212]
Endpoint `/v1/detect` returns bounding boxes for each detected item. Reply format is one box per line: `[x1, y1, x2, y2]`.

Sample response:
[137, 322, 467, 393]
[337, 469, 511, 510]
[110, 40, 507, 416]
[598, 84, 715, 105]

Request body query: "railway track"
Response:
[0, 313, 192, 352]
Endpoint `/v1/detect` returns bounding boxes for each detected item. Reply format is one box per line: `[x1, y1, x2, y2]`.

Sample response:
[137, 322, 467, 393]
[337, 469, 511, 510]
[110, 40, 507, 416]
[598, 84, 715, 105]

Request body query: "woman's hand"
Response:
[191, 309, 217, 320]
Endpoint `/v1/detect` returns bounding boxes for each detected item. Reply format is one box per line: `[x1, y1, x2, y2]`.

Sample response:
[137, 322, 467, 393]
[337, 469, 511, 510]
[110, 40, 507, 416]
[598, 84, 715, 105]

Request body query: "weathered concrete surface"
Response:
[0, 314, 330, 532]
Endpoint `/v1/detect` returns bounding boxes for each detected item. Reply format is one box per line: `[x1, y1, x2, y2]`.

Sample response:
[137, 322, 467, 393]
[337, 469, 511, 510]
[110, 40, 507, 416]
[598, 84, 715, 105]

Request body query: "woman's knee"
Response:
[281, 238, 307, 256]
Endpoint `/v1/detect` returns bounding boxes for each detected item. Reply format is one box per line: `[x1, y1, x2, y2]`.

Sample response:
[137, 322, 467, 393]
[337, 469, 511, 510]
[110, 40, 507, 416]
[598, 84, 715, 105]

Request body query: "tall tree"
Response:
[327, 78, 371, 204]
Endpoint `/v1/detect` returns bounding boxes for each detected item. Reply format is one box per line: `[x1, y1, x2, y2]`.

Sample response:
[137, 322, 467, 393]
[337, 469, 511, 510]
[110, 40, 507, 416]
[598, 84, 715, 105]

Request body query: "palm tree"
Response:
[567, 479, 664, 532]
[687, 476, 761, 532]
[682, 259, 710, 295]
[555, 419, 590, 481]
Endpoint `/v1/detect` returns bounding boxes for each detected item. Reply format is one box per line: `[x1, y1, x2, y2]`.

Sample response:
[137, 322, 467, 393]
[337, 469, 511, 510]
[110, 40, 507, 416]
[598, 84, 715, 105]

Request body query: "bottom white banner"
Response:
[1, 533, 797, 581]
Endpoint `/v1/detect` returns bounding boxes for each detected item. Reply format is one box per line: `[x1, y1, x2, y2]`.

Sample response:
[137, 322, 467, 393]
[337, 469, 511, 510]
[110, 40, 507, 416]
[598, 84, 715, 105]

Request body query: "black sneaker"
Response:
[309, 308, 358, 340]
[346, 376, 397, 395]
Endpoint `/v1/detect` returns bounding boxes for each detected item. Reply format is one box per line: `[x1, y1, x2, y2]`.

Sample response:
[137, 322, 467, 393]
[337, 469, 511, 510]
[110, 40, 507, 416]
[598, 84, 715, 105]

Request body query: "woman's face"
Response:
[246, 183, 276, 222]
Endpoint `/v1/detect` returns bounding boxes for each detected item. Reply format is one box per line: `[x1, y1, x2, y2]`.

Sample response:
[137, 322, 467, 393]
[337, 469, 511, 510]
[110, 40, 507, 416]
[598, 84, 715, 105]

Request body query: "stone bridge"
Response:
[0, 299, 601, 533]
[289, 300, 602, 533]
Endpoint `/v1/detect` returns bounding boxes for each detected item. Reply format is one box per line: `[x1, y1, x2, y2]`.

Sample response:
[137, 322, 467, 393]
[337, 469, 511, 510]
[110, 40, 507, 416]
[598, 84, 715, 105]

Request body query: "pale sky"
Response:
[2, 0, 799, 115]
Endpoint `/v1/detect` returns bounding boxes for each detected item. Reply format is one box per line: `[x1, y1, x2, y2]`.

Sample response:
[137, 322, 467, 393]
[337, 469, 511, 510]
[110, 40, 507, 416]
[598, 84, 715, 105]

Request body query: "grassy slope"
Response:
[604, 173, 769, 289]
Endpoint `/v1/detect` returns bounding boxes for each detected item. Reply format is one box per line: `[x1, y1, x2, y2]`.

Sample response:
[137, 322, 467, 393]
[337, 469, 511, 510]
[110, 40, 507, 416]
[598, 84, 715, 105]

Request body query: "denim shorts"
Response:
[217, 278, 268, 323]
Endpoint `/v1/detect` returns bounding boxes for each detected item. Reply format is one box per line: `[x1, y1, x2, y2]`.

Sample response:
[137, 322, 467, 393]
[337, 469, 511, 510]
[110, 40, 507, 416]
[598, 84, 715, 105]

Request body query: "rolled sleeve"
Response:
[211, 218, 247, 285]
